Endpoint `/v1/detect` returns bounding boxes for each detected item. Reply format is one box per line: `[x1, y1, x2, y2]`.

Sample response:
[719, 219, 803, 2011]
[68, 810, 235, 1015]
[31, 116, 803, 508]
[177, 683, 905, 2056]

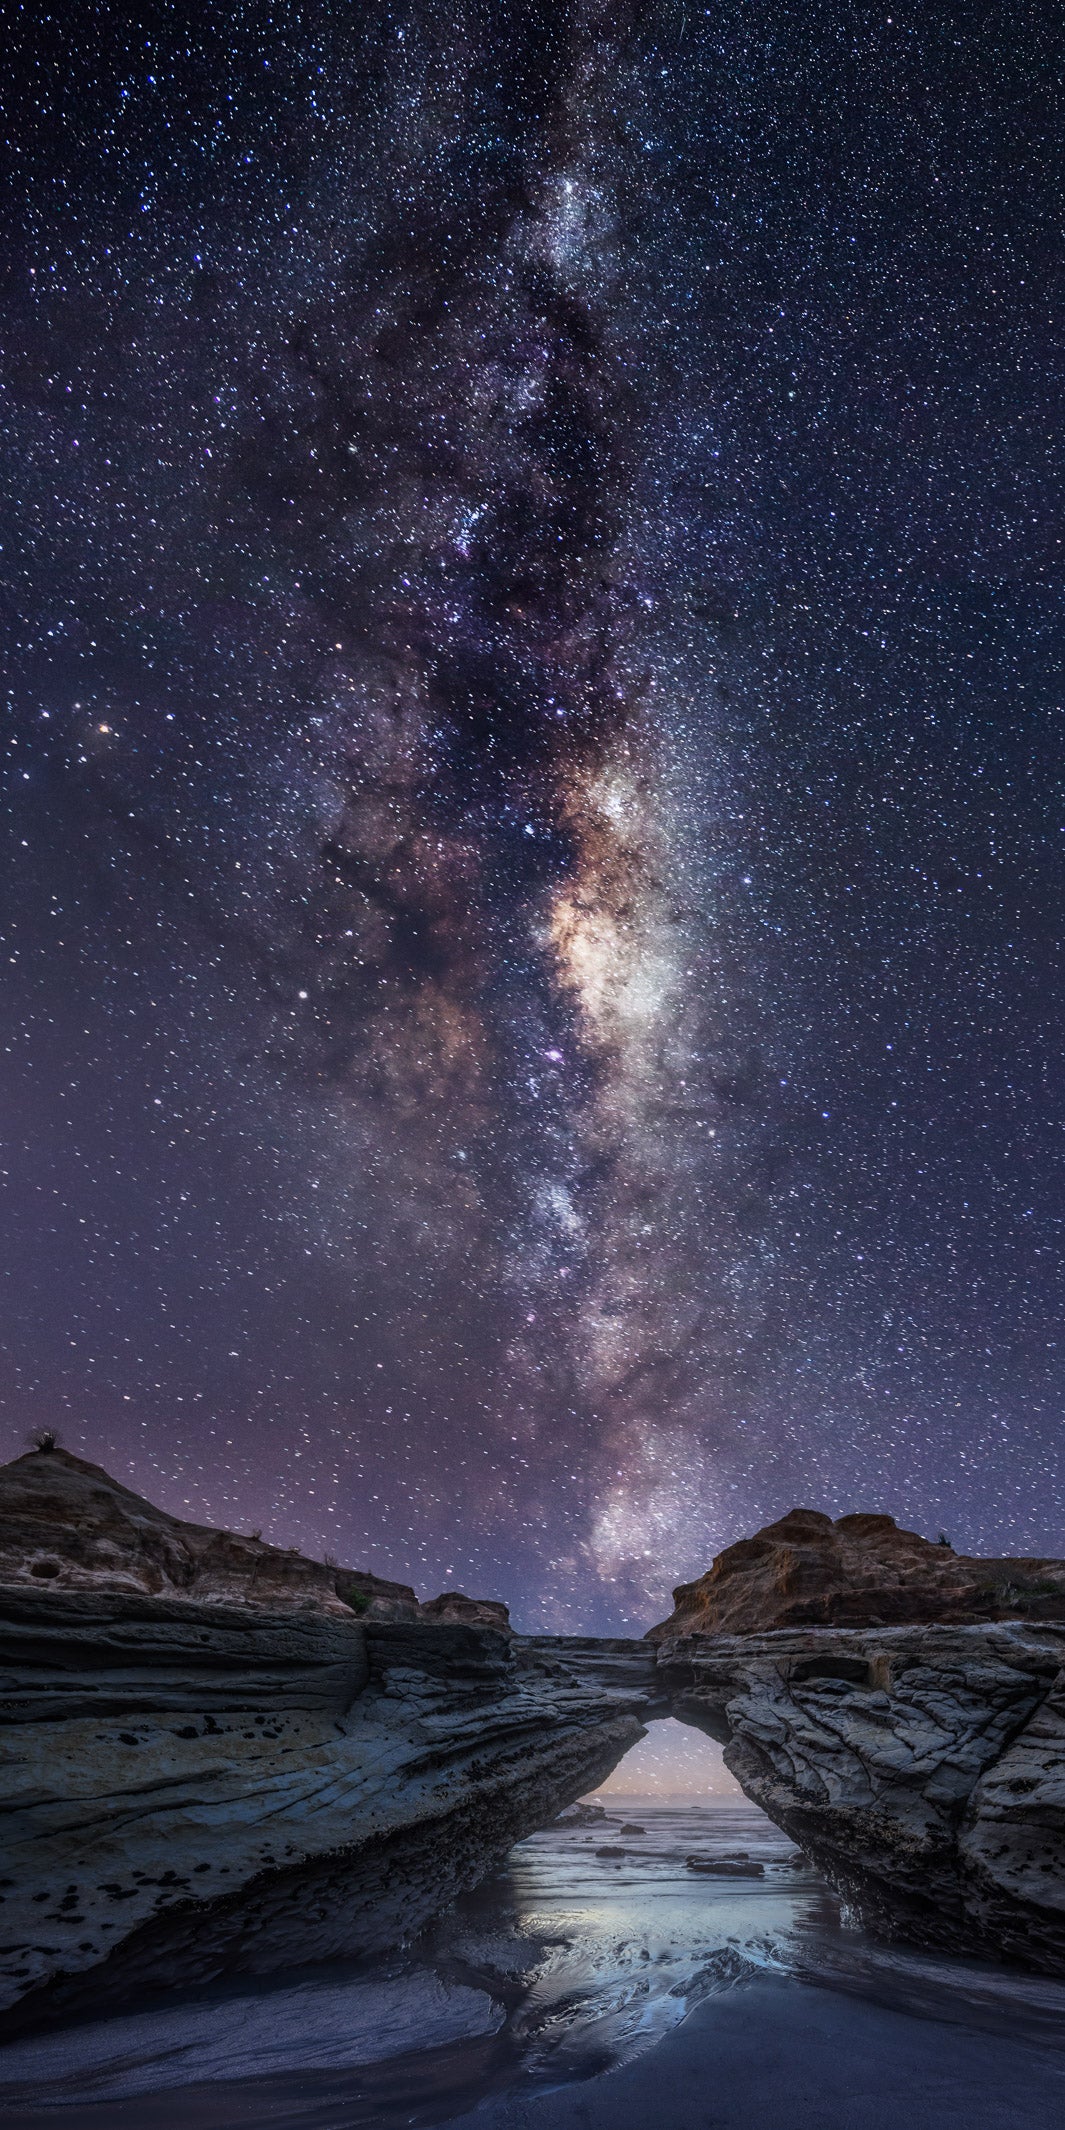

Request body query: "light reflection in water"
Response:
[2, 1801, 1065, 2130]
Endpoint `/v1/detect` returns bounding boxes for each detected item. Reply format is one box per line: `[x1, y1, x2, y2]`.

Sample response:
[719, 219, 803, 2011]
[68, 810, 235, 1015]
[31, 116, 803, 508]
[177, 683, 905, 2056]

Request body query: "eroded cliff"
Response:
[649, 1507, 1065, 1637]
[0, 1446, 504, 1627]
[647, 1511, 1065, 1973]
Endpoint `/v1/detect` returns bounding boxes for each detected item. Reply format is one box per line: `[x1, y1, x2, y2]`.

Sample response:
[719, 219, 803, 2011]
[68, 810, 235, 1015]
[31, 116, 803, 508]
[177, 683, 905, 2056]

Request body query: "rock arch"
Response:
[4, 1544, 1065, 2033]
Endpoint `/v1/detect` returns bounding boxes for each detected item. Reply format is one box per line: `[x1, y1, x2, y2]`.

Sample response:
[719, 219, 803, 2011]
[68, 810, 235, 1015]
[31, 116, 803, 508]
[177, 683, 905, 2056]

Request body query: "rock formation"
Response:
[0, 1588, 658, 2037]
[3, 1451, 1065, 2036]
[420, 1592, 513, 1632]
[656, 1620, 1065, 1972]
[0, 1446, 500, 1625]
[647, 1512, 1065, 1971]
[0, 1445, 349, 1612]
[648, 1507, 1065, 1638]
[0, 1447, 656, 2036]
[332, 1569, 421, 1621]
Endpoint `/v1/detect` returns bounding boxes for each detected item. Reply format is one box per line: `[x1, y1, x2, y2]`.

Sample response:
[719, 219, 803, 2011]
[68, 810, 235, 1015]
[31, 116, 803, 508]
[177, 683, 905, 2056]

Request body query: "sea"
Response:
[2, 1800, 1064, 2129]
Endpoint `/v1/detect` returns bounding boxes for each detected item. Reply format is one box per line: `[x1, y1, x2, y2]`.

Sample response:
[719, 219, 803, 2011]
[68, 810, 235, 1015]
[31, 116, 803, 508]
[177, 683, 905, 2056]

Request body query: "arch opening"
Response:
[588, 1717, 742, 1803]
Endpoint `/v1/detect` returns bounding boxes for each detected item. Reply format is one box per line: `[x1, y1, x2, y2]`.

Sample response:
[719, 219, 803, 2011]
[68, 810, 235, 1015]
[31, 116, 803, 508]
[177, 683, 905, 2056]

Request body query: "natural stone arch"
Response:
[4, 1603, 1065, 2037]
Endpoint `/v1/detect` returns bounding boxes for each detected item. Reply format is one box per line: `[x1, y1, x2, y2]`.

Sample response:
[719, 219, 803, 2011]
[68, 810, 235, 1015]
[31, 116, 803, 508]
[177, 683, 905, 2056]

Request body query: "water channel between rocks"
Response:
[3, 1800, 1065, 2130]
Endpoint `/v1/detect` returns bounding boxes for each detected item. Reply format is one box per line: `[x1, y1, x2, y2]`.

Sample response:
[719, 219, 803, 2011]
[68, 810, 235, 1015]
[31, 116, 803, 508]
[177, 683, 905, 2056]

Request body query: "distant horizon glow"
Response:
[593, 1720, 741, 1798]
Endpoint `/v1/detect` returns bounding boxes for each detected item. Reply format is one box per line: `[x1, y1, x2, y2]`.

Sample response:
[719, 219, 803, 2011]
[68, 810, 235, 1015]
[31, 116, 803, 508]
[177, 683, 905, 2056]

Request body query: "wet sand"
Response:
[3, 1802, 1064, 2129]
[449, 1971, 1065, 2130]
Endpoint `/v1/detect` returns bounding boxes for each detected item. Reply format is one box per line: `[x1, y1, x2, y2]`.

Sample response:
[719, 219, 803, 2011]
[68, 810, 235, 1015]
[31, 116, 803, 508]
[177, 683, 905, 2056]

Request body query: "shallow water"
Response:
[3, 1800, 1065, 2128]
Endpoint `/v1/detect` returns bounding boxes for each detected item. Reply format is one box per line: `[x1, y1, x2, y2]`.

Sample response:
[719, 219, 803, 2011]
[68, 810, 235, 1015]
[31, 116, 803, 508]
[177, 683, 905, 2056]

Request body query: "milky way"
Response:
[220, 0, 788, 1609]
[4, 3, 1065, 1628]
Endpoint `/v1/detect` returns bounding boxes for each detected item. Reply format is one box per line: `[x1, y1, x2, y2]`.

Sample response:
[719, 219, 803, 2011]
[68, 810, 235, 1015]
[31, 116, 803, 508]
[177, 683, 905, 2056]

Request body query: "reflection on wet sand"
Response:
[3, 1802, 1065, 2130]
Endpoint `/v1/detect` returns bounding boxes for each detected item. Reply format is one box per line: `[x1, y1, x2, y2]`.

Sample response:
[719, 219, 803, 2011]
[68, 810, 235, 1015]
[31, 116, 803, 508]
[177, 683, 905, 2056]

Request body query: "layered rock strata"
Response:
[0, 1447, 506, 1626]
[0, 1590, 659, 2037]
[657, 1620, 1065, 1972]
[7, 1600, 1065, 2037]
[0, 1446, 348, 1612]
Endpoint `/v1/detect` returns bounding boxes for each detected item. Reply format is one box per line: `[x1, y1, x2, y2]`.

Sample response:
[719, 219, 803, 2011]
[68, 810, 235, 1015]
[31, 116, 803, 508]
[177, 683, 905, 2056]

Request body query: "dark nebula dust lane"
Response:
[3, 2, 1065, 1628]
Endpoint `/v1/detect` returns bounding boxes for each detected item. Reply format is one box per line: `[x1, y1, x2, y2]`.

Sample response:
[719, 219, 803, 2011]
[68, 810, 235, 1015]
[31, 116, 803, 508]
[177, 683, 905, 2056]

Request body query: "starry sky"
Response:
[3, 0, 1065, 1635]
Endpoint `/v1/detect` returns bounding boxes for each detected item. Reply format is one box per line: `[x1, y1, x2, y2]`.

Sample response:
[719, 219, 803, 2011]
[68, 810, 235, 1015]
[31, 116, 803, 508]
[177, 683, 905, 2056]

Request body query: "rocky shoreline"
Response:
[2, 1448, 1065, 2034]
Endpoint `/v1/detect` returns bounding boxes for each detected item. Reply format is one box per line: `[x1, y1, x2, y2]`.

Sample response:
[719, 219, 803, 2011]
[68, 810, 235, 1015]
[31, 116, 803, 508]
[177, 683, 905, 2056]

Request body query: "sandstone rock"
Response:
[0, 1448, 349, 1614]
[331, 1569, 421, 1622]
[0, 1601, 657, 2038]
[421, 1591, 513, 1632]
[648, 1508, 1065, 1638]
[0, 1448, 438, 1626]
[959, 1664, 1065, 1970]
[6, 1456, 1065, 2036]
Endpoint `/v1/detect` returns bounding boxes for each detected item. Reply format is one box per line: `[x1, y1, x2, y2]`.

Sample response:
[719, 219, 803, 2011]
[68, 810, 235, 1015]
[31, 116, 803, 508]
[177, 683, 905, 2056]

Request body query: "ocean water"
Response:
[3, 1801, 1065, 2128]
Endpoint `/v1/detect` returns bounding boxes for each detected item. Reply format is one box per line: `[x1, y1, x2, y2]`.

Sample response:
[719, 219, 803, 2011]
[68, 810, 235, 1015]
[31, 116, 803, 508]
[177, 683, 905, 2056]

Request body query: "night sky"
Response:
[4, 1, 1065, 1635]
